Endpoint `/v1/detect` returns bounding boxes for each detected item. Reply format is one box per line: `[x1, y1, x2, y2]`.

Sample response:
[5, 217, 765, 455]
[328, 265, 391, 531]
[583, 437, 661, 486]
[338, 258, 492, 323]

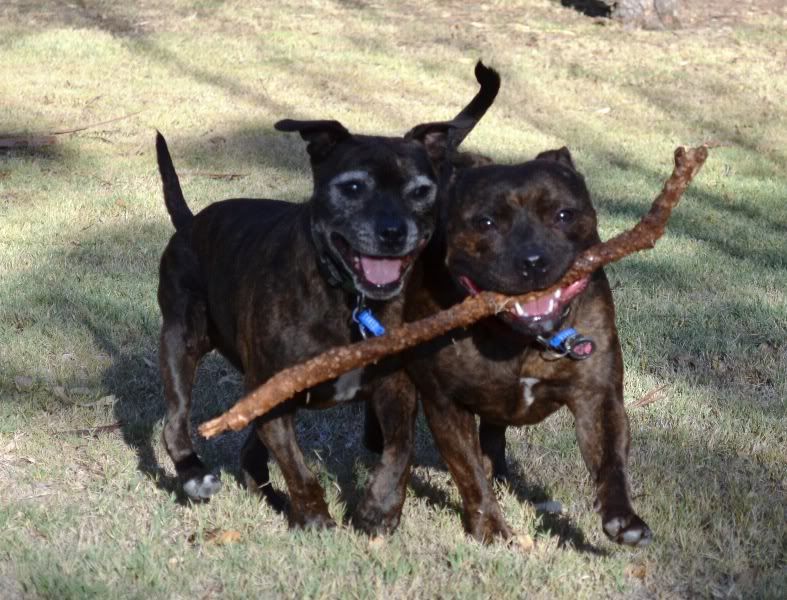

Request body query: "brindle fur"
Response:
[156, 63, 501, 534]
[388, 149, 652, 545]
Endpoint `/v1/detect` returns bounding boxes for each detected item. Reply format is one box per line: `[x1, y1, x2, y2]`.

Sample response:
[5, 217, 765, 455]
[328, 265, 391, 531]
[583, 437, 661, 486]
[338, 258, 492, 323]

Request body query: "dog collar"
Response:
[537, 328, 595, 361]
[352, 295, 386, 339]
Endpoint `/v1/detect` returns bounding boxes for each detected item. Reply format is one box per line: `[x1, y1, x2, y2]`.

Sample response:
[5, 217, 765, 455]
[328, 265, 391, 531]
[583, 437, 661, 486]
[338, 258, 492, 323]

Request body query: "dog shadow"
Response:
[407, 422, 607, 555]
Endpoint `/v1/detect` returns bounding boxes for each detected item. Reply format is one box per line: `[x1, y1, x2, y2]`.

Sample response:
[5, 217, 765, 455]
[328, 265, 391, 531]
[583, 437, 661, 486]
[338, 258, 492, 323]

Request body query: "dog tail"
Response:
[448, 61, 501, 147]
[440, 60, 500, 148]
[156, 132, 194, 231]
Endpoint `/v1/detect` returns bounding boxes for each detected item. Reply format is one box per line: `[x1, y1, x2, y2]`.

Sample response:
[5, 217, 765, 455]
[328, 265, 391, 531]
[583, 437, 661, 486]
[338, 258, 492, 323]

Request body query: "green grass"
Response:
[1, 0, 786, 598]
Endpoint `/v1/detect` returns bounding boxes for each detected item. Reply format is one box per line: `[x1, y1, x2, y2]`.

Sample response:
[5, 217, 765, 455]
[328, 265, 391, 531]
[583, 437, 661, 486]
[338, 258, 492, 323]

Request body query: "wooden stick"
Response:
[199, 145, 709, 439]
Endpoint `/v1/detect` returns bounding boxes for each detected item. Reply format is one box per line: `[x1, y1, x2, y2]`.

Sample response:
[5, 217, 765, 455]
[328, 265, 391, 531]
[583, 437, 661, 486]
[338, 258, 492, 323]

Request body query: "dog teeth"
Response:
[554, 289, 562, 300]
[514, 302, 525, 317]
[547, 299, 555, 313]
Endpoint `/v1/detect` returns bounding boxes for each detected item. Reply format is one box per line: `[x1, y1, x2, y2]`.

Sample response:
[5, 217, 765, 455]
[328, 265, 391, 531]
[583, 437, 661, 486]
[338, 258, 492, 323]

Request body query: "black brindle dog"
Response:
[381, 147, 653, 546]
[155, 63, 500, 533]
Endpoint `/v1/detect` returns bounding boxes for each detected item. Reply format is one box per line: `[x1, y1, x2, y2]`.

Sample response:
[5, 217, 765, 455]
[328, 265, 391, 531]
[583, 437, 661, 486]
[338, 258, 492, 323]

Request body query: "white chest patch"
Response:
[519, 377, 540, 407]
[333, 368, 364, 402]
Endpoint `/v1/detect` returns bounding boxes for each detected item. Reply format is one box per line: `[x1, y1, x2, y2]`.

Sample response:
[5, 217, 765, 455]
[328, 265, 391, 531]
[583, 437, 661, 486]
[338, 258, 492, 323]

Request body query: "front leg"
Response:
[254, 406, 334, 529]
[568, 387, 653, 547]
[421, 392, 512, 543]
[353, 371, 417, 536]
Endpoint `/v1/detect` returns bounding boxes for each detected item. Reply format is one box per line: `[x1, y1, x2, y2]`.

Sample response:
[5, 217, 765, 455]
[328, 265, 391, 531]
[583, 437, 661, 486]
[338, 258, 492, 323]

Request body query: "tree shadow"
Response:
[559, 0, 613, 19]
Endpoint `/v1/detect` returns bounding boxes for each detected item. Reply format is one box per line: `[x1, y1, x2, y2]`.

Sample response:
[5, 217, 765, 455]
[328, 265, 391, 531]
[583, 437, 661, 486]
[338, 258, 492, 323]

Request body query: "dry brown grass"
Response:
[1, 1, 785, 598]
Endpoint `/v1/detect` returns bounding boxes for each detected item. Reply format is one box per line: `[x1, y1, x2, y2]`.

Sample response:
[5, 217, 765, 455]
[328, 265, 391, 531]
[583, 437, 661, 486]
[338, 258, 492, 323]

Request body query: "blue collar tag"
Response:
[539, 328, 595, 360]
[353, 308, 386, 338]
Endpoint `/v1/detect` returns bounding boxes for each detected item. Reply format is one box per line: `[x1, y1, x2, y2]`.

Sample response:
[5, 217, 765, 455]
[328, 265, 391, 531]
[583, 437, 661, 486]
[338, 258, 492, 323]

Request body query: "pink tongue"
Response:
[360, 256, 402, 286]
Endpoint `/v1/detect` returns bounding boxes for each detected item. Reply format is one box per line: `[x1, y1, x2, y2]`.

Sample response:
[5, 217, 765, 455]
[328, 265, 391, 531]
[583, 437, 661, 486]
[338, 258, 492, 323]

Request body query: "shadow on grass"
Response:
[559, 0, 612, 19]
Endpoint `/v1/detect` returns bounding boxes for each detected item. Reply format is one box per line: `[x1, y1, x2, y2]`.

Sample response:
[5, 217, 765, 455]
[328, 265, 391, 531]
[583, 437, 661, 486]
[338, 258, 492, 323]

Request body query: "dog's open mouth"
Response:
[330, 233, 419, 292]
[458, 275, 590, 334]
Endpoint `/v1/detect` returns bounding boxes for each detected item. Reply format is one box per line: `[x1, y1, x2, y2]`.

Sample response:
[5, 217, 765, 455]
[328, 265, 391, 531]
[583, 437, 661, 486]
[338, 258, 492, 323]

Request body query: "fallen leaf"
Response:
[368, 535, 386, 550]
[511, 533, 535, 553]
[204, 529, 242, 545]
[625, 562, 648, 580]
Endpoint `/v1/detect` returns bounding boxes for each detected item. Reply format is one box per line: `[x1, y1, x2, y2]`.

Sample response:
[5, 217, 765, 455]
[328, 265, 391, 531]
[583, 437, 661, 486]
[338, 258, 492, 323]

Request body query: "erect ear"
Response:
[535, 146, 576, 170]
[404, 60, 501, 164]
[274, 119, 351, 162]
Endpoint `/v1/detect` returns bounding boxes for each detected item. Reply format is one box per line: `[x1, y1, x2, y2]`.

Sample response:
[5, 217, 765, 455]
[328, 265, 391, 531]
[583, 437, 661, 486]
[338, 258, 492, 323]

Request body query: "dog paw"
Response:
[290, 511, 336, 530]
[602, 512, 653, 547]
[467, 505, 513, 544]
[352, 501, 402, 536]
[183, 473, 222, 500]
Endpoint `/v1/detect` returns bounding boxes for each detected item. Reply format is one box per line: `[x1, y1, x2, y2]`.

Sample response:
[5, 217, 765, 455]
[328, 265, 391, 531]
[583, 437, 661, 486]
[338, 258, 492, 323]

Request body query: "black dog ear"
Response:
[275, 119, 351, 162]
[535, 146, 576, 170]
[405, 60, 501, 163]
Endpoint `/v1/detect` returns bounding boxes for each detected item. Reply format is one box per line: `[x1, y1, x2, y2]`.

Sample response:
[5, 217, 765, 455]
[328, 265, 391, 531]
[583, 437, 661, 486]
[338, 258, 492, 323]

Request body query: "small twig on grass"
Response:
[199, 145, 710, 439]
[48, 110, 144, 135]
[630, 384, 668, 408]
[0, 110, 143, 149]
[52, 422, 122, 437]
[179, 171, 250, 180]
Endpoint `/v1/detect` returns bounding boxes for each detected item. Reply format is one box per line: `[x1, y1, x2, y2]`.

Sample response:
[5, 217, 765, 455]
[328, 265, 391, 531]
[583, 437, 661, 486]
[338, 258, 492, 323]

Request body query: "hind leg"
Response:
[158, 244, 220, 500]
[239, 429, 288, 513]
[363, 399, 384, 455]
[479, 421, 509, 482]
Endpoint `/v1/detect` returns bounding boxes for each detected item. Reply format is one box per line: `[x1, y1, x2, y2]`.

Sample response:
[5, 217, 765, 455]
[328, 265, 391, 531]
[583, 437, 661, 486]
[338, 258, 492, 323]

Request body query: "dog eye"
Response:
[338, 180, 366, 197]
[472, 216, 496, 231]
[410, 185, 433, 199]
[556, 209, 575, 224]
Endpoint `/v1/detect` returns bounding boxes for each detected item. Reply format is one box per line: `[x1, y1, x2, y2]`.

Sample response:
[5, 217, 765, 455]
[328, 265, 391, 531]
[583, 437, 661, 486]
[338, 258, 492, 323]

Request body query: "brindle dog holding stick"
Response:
[393, 148, 654, 545]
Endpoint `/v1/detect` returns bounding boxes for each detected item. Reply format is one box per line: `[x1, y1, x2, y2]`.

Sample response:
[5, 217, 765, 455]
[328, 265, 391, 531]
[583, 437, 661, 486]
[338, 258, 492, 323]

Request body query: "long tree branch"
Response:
[200, 145, 709, 439]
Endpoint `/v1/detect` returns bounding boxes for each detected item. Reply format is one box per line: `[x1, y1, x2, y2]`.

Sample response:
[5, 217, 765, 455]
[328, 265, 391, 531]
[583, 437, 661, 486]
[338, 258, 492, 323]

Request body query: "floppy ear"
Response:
[275, 119, 351, 162]
[535, 146, 576, 170]
[405, 60, 501, 163]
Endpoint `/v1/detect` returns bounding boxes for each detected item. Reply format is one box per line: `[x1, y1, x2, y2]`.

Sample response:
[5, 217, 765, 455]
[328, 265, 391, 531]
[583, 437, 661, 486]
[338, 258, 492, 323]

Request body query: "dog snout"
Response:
[376, 215, 408, 249]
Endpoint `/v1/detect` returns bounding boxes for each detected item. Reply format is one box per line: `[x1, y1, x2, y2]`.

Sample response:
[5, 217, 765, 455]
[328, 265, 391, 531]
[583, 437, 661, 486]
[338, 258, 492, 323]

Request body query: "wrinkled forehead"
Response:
[455, 162, 590, 210]
[315, 136, 434, 187]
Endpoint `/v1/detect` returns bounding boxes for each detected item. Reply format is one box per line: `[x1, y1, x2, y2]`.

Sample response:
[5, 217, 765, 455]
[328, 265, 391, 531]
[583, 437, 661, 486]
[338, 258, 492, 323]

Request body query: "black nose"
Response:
[376, 216, 408, 247]
[519, 248, 548, 278]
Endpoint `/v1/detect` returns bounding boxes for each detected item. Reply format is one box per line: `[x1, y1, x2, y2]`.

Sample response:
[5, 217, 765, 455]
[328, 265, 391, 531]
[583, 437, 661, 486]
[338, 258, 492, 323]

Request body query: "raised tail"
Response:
[448, 61, 501, 146]
[156, 132, 193, 231]
[404, 60, 501, 152]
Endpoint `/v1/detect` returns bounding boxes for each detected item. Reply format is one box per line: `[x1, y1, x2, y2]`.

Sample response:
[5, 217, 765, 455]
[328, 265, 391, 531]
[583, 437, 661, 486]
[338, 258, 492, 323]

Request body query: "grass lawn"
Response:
[1, 0, 785, 598]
